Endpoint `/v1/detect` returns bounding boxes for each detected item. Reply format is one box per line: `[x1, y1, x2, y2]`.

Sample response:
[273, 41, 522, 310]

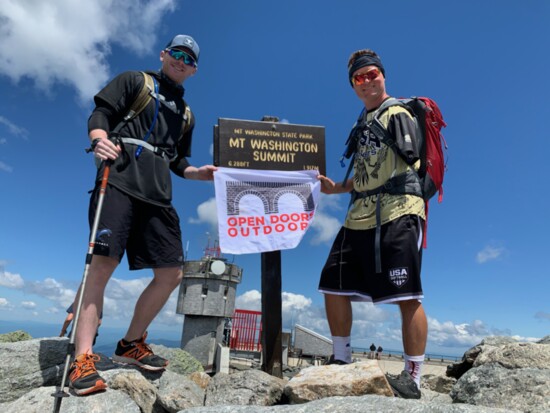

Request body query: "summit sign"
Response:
[214, 118, 325, 175]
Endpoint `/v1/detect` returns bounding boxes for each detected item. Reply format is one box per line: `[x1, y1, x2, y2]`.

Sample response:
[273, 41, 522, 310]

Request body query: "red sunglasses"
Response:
[352, 68, 381, 86]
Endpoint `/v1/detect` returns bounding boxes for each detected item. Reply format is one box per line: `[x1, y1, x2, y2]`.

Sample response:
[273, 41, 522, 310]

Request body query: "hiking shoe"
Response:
[385, 370, 421, 399]
[112, 332, 168, 371]
[325, 354, 350, 365]
[69, 353, 107, 396]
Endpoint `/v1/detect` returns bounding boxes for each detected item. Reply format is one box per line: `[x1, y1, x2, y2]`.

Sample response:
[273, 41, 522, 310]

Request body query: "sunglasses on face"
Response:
[352, 68, 381, 86]
[166, 49, 197, 68]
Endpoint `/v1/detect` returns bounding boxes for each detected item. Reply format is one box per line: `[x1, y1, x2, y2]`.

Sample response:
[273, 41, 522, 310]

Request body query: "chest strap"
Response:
[119, 137, 176, 161]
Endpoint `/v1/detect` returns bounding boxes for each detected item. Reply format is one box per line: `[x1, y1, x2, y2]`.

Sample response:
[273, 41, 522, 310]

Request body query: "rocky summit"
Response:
[0, 332, 548, 413]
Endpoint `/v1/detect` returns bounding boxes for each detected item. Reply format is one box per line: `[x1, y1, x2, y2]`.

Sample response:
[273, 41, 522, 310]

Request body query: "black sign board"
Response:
[214, 118, 326, 176]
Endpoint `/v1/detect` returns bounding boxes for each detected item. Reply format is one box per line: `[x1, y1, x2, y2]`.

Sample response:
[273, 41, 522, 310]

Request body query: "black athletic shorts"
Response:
[318, 214, 424, 303]
[88, 184, 184, 270]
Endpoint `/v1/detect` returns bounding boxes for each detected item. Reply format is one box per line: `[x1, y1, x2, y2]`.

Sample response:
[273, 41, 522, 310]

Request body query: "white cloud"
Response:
[0, 297, 11, 309]
[281, 292, 311, 313]
[101, 276, 182, 326]
[0, 116, 28, 140]
[0, 270, 24, 289]
[0, 161, 13, 173]
[21, 301, 37, 309]
[427, 318, 503, 348]
[308, 193, 344, 245]
[0, 0, 177, 103]
[24, 277, 75, 306]
[509, 335, 541, 343]
[309, 211, 341, 245]
[235, 289, 262, 311]
[188, 197, 219, 229]
[476, 245, 505, 263]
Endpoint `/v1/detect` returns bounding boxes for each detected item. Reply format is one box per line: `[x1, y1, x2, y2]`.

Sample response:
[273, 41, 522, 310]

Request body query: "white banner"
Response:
[214, 167, 320, 254]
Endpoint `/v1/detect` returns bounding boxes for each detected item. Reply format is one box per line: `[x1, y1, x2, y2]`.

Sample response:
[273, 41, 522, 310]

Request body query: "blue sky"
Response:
[1, 0, 549, 357]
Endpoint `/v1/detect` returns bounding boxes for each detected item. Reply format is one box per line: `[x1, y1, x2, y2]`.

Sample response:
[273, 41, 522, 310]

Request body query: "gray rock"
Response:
[446, 336, 519, 379]
[538, 335, 550, 344]
[157, 370, 205, 412]
[0, 330, 32, 343]
[478, 336, 519, 347]
[451, 363, 550, 412]
[188, 371, 211, 389]
[418, 388, 453, 403]
[151, 344, 204, 375]
[421, 373, 456, 394]
[205, 369, 285, 406]
[178, 394, 520, 412]
[106, 369, 159, 413]
[284, 361, 392, 404]
[1, 385, 140, 413]
[0, 338, 66, 402]
[473, 342, 550, 369]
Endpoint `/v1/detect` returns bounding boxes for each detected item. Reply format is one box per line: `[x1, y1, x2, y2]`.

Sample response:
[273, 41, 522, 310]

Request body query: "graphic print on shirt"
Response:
[354, 126, 388, 189]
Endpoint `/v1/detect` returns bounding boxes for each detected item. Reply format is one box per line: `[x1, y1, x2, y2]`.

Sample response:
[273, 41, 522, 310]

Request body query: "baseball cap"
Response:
[165, 34, 200, 62]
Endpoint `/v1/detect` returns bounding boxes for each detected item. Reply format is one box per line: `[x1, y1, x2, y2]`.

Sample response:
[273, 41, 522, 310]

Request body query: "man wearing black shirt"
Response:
[70, 34, 216, 396]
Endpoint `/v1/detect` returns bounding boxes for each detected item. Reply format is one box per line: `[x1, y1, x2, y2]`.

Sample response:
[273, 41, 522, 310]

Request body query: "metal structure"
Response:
[176, 242, 242, 372]
[230, 309, 262, 352]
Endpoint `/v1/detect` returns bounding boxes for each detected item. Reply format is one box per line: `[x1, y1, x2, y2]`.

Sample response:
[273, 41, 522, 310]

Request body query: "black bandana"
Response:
[348, 55, 385, 85]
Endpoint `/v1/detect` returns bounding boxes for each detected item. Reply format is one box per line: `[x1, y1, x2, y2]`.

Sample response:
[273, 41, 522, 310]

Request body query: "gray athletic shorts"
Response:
[88, 184, 184, 270]
[318, 214, 424, 304]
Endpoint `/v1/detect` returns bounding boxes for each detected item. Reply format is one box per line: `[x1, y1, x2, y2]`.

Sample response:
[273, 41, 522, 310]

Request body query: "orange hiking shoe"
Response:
[69, 353, 107, 396]
[112, 332, 168, 371]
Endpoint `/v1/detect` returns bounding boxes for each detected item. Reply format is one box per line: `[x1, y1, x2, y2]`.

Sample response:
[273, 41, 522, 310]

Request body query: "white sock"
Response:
[404, 353, 424, 387]
[332, 336, 352, 363]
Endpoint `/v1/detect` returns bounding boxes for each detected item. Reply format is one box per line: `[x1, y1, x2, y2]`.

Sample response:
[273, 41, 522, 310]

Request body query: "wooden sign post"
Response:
[214, 116, 325, 377]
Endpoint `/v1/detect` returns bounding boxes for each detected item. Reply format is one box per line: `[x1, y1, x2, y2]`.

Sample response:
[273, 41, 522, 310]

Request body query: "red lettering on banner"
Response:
[230, 216, 266, 227]
[228, 212, 313, 237]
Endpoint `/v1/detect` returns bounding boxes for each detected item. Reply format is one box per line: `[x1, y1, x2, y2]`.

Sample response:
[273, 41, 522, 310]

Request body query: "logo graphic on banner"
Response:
[214, 167, 320, 254]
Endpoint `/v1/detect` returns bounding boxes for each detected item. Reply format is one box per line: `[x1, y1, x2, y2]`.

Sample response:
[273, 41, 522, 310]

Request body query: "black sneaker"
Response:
[325, 354, 350, 365]
[69, 353, 107, 396]
[112, 332, 168, 371]
[385, 370, 421, 399]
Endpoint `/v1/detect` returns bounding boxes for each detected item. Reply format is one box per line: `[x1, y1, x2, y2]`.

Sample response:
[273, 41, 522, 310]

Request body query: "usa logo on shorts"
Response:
[389, 267, 409, 287]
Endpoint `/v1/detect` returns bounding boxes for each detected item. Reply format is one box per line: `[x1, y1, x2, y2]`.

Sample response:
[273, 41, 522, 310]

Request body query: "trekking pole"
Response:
[52, 160, 112, 413]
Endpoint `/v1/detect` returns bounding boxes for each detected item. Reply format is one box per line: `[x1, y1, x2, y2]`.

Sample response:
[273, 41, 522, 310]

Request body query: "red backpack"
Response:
[397, 97, 448, 247]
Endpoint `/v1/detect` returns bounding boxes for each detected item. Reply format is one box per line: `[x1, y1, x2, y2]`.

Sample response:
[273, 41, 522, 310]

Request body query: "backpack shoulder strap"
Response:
[123, 72, 155, 121]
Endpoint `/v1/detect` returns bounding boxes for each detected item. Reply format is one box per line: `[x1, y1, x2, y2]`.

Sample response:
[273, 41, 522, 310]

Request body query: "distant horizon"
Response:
[0, 317, 515, 359]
